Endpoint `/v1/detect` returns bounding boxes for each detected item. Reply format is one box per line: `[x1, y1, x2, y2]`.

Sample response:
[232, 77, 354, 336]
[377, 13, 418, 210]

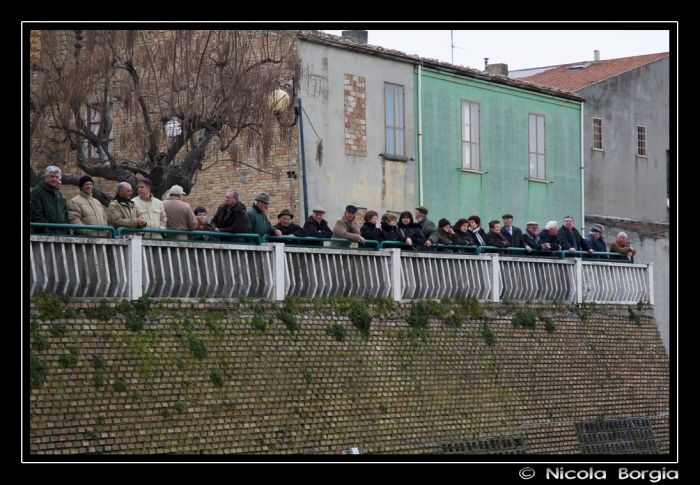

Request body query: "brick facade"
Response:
[344, 74, 367, 157]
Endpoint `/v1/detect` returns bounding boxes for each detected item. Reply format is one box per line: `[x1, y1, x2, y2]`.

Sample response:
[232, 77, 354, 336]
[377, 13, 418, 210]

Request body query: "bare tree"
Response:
[29, 29, 302, 205]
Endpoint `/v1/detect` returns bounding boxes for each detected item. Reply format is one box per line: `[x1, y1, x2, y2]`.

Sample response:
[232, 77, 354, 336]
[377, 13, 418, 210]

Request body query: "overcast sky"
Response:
[321, 28, 673, 72]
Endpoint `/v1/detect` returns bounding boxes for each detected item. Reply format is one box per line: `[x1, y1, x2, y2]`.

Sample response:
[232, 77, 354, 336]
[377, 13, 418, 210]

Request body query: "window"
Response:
[637, 125, 647, 157]
[385, 83, 404, 156]
[593, 117, 603, 150]
[86, 104, 113, 160]
[461, 100, 480, 171]
[528, 113, 546, 180]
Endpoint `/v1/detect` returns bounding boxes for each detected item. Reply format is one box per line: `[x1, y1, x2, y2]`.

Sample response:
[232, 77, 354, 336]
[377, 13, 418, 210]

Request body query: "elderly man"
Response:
[557, 215, 594, 257]
[162, 185, 197, 240]
[538, 221, 562, 253]
[30, 166, 68, 234]
[610, 232, 637, 261]
[211, 188, 247, 237]
[414, 206, 439, 249]
[331, 205, 365, 247]
[301, 207, 332, 246]
[133, 178, 167, 239]
[108, 182, 147, 232]
[273, 209, 304, 241]
[246, 192, 282, 238]
[522, 221, 545, 252]
[584, 226, 607, 258]
[66, 175, 109, 237]
[501, 213, 526, 254]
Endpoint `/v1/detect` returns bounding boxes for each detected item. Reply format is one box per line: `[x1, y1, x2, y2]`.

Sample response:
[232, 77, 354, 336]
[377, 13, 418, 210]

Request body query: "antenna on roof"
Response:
[450, 31, 463, 65]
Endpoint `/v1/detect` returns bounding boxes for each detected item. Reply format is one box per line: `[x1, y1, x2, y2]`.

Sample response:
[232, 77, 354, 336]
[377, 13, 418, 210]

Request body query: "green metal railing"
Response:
[261, 234, 380, 250]
[115, 227, 262, 244]
[30, 222, 117, 238]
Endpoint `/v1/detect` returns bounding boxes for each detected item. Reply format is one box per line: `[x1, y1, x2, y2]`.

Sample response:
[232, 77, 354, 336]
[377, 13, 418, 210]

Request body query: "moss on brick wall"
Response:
[28, 300, 669, 455]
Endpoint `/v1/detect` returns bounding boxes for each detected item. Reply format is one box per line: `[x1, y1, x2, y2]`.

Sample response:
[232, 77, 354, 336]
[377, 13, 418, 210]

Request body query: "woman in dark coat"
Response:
[454, 218, 477, 251]
[396, 211, 426, 250]
[379, 212, 402, 243]
[466, 215, 487, 247]
[359, 210, 382, 249]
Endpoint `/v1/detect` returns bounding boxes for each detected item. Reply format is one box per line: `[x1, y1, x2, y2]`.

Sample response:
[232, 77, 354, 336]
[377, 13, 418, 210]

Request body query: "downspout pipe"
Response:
[418, 62, 424, 206]
[298, 98, 309, 220]
[580, 101, 585, 232]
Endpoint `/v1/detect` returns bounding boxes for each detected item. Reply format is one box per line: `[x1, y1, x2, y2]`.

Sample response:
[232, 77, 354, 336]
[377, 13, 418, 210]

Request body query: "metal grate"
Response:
[441, 436, 526, 454]
[575, 417, 659, 454]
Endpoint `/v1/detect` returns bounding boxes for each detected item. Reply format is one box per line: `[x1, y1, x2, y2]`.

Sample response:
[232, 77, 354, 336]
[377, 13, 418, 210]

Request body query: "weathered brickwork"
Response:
[344, 74, 367, 157]
[28, 302, 669, 455]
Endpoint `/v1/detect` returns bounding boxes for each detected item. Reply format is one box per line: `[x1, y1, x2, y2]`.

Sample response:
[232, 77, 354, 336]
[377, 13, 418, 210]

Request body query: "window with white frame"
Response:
[86, 104, 113, 160]
[637, 125, 647, 157]
[593, 117, 603, 150]
[385, 83, 404, 156]
[461, 100, 480, 171]
[528, 113, 546, 180]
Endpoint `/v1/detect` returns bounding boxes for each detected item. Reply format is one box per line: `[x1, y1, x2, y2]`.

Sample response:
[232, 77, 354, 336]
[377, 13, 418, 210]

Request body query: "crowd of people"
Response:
[29, 166, 638, 261]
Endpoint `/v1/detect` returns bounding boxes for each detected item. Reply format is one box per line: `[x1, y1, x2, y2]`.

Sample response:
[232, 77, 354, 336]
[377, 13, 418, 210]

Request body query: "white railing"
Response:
[28, 235, 653, 304]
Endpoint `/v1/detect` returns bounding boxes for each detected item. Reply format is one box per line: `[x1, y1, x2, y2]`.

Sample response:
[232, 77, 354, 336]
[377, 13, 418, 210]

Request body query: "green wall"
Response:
[416, 69, 583, 229]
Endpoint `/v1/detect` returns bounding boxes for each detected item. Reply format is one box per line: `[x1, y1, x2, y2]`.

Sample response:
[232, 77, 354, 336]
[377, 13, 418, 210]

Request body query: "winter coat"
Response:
[108, 198, 140, 230]
[272, 221, 304, 244]
[468, 226, 487, 247]
[585, 235, 608, 259]
[538, 229, 562, 252]
[396, 221, 425, 250]
[483, 230, 511, 249]
[300, 216, 332, 246]
[359, 221, 382, 249]
[133, 195, 167, 239]
[417, 216, 439, 246]
[436, 228, 459, 248]
[66, 191, 109, 237]
[189, 221, 218, 241]
[523, 230, 546, 251]
[246, 203, 277, 238]
[557, 226, 591, 253]
[610, 241, 636, 261]
[379, 222, 402, 244]
[211, 201, 247, 235]
[330, 214, 362, 247]
[162, 196, 197, 240]
[30, 180, 68, 233]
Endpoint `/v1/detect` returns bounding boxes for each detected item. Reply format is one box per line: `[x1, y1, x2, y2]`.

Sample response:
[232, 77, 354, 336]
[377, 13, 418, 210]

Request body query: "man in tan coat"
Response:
[330, 204, 365, 247]
[133, 178, 167, 239]
[162, 185, 197, 240]
[108, 182, 147, 232]
[66, 175, 110, 237]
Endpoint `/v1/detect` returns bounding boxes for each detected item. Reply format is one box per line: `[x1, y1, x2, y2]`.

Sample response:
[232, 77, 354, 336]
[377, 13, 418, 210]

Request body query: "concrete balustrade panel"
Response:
[399, 252, 493, 301]
[139, 240, 274, 300]
[283, 247, 392, 299]
[499, 257, 577, 303]
[29, 236, 131, 299]
[581, 261, 650, 304]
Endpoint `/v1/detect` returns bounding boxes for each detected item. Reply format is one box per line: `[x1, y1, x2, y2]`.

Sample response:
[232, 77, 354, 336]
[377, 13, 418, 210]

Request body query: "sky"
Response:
[321, 28, 673, 72]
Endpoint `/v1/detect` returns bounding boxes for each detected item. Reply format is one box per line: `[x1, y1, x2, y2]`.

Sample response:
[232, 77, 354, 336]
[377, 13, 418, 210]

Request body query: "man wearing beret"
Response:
[414, 205, 439, 249]
[501, 213, 527, 255]
[330, 205, 364, 247]
[66, 175, 110, 237]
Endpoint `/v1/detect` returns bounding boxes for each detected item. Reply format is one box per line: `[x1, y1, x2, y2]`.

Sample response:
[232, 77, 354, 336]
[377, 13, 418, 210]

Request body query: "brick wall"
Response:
[344, 74, 367, 157]
[28, 302, 669, 455]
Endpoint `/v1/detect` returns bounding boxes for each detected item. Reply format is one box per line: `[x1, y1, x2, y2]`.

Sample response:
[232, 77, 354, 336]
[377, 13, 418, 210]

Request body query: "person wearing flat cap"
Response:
[414, 205, 439, 249]
[330, 205, 364, 247]
[522, 221, 548, 252]
[162, 184, 197, 240]
[500, 213, 528, 254]
[273, 209, 304, 243]
[300, 206, 333, 246]
[246, 192, 282, 237]
[584, 225, 607, 259]
[66, 174, 110, 237]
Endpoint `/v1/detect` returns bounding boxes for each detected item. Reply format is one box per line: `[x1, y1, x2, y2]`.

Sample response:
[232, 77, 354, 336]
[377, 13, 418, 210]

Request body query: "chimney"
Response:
[484, 58, 489, 69]
[485, 63, 508, 77]
[341, 30, 368, 45]
[594, 50, 600, 62]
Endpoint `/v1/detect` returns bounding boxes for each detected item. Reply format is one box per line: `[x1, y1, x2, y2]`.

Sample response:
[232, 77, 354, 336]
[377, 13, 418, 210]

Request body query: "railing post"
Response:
[128, 236, 143, 301]
[574, 257, 583, 304]
[272, 243, 286, 302]
[388, 248, 402, 302]
[491, 253, 500, 303]
[647, 262, 654, 305]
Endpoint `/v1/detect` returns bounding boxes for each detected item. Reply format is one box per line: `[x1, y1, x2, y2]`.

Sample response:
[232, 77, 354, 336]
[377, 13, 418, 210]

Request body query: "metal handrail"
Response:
[116, 227, 262, 244]
[30, 222, 117, 238]
[262, 235, 381, 250]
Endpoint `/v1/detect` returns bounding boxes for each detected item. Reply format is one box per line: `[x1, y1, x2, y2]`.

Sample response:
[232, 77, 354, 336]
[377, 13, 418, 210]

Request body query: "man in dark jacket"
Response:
[501, 213, 526, 255]
[300, 206, 332, 246]
[273, 209, 304, 243]
[211, 188, 247, 240]
[557, 215, 594, 257]
[538, 221, 562, 253]
[246, 192, 282, 238]
[30, 166, 68, 234]
[523, 221, 546, 252]
[414, 206, 439, 249]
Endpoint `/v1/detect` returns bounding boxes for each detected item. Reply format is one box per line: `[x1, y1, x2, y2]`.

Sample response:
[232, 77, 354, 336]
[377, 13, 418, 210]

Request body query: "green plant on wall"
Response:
[628, 307, 641, 326]
[30, 352, 48, 389]
[379, 403, 388, 413]
[446, 314, 462, 328]
[32, 334, 50, 351]
[93, 373, 104, 387]
[59, 347, 79, 368]
[350, 299, 372, 339]
[481, 323, 496, 346]
[49, 324, 68, 336]
[325, 324, 346, 342]
[188, 336, 208, 360]
[84, 299, 117, 321]
[92, 354, 106, 369]
[174, 402, 187, 413]
[113, 378, 128, 392]
[31, 292, 71, 321]
[304, 372, 313, 384]
[251, 314, 267, 332]
[544, 318, 556, 333]
[210, 369, 224, 388]
[278, 309, 297, 334]
[124, 314, 145, 332]
[512, 310, 536, 329]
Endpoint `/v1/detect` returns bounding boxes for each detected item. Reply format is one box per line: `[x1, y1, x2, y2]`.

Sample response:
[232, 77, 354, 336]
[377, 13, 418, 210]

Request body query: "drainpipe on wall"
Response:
[298, 98, 309, 220]
[580, 102, 585, 232]
[418, 63, 424, 205]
